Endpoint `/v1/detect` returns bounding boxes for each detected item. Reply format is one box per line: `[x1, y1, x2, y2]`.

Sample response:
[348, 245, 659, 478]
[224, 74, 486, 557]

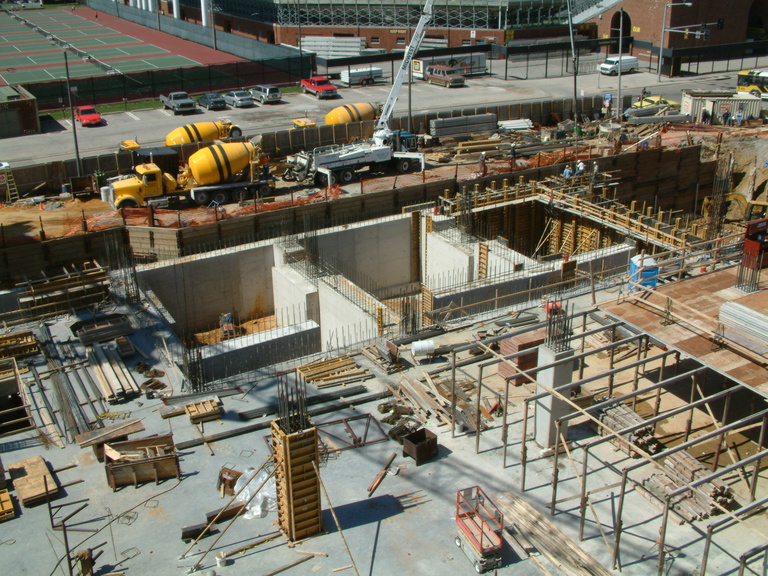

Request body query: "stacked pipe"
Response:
[643, 450, 736, 521]
[597, 402, 662, 456]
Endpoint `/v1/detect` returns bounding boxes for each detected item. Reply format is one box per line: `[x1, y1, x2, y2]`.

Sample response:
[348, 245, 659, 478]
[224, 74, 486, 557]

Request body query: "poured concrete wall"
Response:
[136, 241, 275, 332]
[318, 278, 380, 352]
[272, 266, 320, 324]
[425, 233, 474, 289]
[313, 216, 412, 295]
[199, 321, 321, 382]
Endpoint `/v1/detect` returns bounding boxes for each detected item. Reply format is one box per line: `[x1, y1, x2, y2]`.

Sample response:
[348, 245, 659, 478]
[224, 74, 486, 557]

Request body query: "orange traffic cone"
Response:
[39, 202, 44, 211]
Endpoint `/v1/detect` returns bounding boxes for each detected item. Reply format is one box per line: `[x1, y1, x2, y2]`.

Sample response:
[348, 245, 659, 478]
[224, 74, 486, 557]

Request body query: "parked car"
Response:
[631, 96, 680, 109]
[222, 90, 254, 108]
[249, 84, 282, 104]
[197, 93, 227, 110]
[73, 105, 102, 126]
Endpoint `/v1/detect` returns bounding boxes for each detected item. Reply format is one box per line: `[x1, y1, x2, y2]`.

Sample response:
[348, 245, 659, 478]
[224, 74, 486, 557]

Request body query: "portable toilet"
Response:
[628, 254, 659, 292]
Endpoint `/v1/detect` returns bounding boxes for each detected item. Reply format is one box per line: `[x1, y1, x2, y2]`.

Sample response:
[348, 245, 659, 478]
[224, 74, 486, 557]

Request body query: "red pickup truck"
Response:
[301, 76, 338, 99]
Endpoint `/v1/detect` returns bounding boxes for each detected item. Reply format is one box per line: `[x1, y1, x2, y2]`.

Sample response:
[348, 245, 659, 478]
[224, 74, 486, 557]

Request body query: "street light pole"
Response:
[296, 0, 304, 78]
[565, 0, 578, 121]
[62, 49, 82, 177]
[616, 9, 624, 120]
[657, 2, 693, 82]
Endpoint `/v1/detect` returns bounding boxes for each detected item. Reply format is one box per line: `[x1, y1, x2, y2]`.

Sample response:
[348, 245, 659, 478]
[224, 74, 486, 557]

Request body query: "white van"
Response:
[598, 55, 639, 76]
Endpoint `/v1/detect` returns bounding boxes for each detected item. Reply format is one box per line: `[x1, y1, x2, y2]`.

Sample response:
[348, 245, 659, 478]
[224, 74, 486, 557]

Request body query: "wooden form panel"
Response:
[104, 433, 180, 491]
[271, 422, 322, 542]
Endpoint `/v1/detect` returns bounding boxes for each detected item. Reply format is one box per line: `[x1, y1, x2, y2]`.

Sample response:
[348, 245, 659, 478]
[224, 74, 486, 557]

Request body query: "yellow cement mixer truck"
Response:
[118, 120, 243, 151]
[108, 141, 274, 209]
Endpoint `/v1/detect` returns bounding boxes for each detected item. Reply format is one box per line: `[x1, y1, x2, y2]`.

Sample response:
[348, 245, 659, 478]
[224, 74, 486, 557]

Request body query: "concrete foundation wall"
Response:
[576, 243, 635, 277]
[487, 240, 539, 275]
[425, 233, 474, 289]
[199, 321, 321, 382]
[313, 217, 412, 295]
[272, 266, 319, 324]
[136, 242, 275, 332]
[318, 278, 379, 352]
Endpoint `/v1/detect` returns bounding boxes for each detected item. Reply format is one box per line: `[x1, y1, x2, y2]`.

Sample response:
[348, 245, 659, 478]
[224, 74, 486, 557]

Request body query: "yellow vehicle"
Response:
[736, 69, 768, 100]
[701, 194, 768, 221]
[631, 96, 680, 109]
[108, 141, 274, 209]
[118, 120, 243, 151]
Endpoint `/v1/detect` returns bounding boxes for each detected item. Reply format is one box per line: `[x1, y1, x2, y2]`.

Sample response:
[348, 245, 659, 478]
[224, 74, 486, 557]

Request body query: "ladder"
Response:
[0, 163, 18, 203]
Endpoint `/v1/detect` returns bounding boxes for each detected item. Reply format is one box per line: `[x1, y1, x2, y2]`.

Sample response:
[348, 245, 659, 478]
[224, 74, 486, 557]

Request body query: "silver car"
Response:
[249, 84, 282, 104]
[222, 90, 254, 108]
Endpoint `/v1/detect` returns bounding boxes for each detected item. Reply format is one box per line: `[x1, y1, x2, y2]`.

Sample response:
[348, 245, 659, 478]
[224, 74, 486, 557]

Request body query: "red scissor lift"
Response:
[455, 486, 504, 573]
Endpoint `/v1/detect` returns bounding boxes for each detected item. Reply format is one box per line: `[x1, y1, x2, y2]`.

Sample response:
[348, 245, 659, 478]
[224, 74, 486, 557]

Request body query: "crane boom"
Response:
[374, 0, 434, 134]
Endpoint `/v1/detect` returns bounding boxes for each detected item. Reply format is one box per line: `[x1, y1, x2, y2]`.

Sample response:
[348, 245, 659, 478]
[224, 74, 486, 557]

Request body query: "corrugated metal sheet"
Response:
[429, 114, 497, 138]
[720, 301, 768, 344]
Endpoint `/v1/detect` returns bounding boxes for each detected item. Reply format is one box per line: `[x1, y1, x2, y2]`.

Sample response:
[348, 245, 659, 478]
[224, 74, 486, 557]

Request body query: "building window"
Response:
[396, 37, 405, 45]
[461, 39, 472, 46]
[371, 36, 380, 44]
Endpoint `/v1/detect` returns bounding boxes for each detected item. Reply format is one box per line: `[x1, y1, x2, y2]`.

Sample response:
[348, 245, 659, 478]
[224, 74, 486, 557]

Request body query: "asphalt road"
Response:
[4, 68, 740, 168]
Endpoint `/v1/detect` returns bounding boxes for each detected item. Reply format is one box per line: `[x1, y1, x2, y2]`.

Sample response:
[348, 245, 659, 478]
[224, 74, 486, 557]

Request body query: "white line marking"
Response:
[126, 112, 140, 121]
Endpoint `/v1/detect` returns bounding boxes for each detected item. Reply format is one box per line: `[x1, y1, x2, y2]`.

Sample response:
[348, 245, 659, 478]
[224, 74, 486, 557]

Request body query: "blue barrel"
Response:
[61, 183, 72, 194]
[628, 255, 658, 292]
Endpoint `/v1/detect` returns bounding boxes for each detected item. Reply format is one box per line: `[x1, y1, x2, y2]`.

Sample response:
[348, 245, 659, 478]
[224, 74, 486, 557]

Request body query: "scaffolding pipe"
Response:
[701, 494, 768, 575]
[658, 448, 768, 575]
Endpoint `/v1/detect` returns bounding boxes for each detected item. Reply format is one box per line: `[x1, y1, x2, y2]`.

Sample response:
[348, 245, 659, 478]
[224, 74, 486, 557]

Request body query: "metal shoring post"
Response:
[630, 335, 644, 411]
[474, 364, 483, 454]
[612, 469, 629, 570]
[749, 416, 768, 502]
[104, 507, 117, 562]
[683, 373, 697, 443]
[550, 420, 563, 516]
[520, 399, 529, 491]
[502, 376, 510, 468]
[607, 325, 617, 395]
[578, 445, 590, 540]
[578, 314, 587, 379]
[701, 524, 715, 575]
[656, 496, 672, 576]
[450, 350, 457, 438]
[651, 354, 667, 432]
[711, 394, 731, 472]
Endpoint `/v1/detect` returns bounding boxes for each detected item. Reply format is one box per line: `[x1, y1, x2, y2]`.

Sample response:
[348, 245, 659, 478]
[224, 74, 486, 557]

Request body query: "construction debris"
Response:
[104, 433, 180, 490]
[0, 330, 38, 359]
[185, 398, 223, 423]
[7, 455, 58, 506]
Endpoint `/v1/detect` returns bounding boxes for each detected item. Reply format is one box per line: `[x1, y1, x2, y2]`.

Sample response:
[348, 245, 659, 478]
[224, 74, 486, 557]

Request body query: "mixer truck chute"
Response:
[108, 141, 275, 209]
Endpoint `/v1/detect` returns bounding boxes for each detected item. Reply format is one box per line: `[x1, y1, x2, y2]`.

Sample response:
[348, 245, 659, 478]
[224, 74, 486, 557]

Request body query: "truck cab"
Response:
[109, 163, 179, 209]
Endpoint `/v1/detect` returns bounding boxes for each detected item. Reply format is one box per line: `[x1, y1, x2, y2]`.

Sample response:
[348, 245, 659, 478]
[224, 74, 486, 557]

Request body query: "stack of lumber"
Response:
[0, 331, 38, 359]
[497, 329, 545, 382]
[362, 341, 403, 374]
[74, 314, 133, 345]
[429, 114, 498, 140]
[17, 264, 110, 319]
[7, 455, 58, 506]
[642, 450, 736, 522]
[87, 343, 141, 403]
[385, 373, 488, 432]
[114, 336, 135, 358]
[496, 493, 615, 576]
[185, 398, 223, 424]
[595, 402, 662, 456]
[74, 418, 145, 462]
[297, 355, 372, 388]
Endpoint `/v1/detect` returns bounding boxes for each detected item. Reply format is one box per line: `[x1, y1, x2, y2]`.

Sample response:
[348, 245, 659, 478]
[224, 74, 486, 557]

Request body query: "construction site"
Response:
[0, 93, 768, 575]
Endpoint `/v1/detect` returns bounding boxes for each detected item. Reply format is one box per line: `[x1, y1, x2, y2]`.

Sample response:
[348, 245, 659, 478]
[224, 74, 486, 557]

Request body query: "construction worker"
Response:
[575, 160, 586, 177]
[562, 165, 573, 179]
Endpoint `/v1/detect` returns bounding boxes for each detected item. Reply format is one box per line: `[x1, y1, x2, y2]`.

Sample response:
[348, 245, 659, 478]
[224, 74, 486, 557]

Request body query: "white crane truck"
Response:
[281, 0, 434, 187]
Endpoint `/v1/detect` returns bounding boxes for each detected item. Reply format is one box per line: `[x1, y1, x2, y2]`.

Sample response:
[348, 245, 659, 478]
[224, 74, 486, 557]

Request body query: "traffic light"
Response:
[717, 19, 725, 30]
[703, 27, 711, 41]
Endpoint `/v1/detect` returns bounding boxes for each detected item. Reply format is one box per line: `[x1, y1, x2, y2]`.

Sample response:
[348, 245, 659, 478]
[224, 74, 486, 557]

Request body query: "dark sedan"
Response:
[197, 93, 227, 110]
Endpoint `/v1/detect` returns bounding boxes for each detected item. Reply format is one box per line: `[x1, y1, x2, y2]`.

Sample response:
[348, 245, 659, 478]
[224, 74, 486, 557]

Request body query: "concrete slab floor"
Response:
[0, 300, 765, 576]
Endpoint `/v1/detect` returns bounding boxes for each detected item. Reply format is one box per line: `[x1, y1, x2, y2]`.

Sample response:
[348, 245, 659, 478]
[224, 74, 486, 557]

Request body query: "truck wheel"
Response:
[194, 190, 211, 206]
[474, 561, 483, 573]
[116, 199, 138, 210]
[303, 87, 309, 94]
[394, 158, 412, 174]
[338, 169, 355, 184]
[258, 183, 272, 197]
[454, 536, 462, 547]
[229, 126, 242, 138]
[213, 190, 230, 205]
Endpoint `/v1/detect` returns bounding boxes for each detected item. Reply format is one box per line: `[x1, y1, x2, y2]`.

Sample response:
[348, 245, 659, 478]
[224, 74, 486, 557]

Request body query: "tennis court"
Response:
[0, 9, 201, 84]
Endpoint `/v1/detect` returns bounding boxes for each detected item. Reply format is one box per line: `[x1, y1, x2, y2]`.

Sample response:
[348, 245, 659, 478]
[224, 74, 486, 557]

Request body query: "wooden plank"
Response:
[74, 419, 144, 447]
[7, 455, 58, 506]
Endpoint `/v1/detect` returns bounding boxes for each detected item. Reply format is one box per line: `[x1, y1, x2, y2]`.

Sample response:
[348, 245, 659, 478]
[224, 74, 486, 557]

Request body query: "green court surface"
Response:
[0, 54, 200, 84]
[0, 35, 139, 55]
[0, 10, 202, 85]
